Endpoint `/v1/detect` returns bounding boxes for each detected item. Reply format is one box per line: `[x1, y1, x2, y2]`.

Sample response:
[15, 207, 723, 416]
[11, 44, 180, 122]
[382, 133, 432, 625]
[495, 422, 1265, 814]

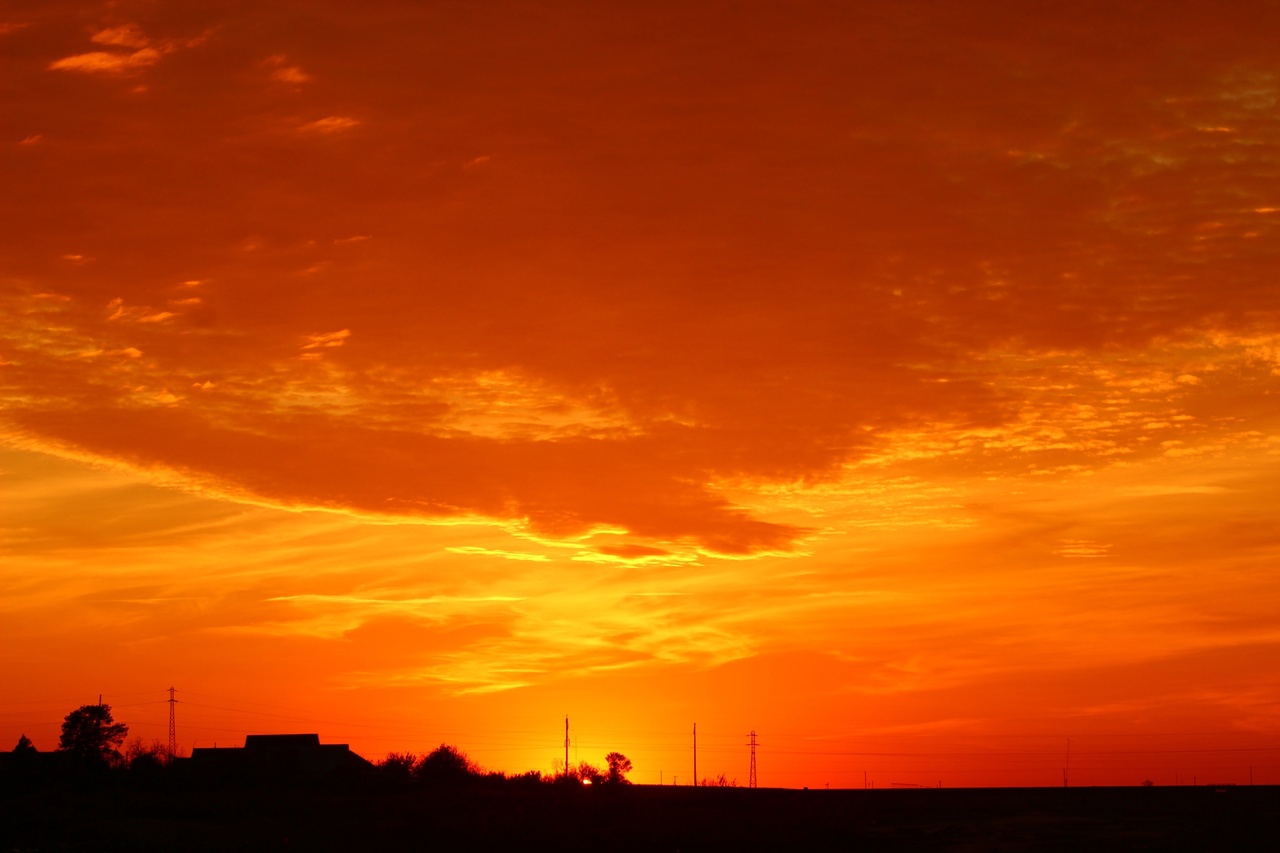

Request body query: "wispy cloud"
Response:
[300, 329, 350, 350]
[264, 55, 311, 84]
[447, 546, 551, 562]
[298, 116, 359, 134]
[49, 24, 196, 75]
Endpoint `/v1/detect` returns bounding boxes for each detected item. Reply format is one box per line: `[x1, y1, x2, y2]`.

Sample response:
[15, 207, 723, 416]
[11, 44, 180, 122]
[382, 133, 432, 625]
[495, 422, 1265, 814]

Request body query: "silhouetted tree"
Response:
[123, 738, 167, 771]
[604, 752, 633, 784]
[576, 760, 605, 785]
[414, 743, 480, 784]
[379, 751, 419, 784]
[57, 703, 128, 767]
[12, 734, 37, 755]
[508, 769, 543, 786]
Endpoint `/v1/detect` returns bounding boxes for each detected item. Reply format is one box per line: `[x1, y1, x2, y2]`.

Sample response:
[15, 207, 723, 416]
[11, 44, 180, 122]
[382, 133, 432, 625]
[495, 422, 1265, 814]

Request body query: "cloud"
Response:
[446, 546, 551, 562]
[8, 0, 1280, 561]
[1054, 539, 1111, 559]
[51, 47, 161, 74]
[263, 54, 311, 84]
[273, 66, 311, 84]
[10, 405, 808, 554]
[49, 23, 199, 75]
[91, 24, 150, 49]
[299, 116, 360, 134]
[301, 329, 350, 349]
[595, 544, 672, 559]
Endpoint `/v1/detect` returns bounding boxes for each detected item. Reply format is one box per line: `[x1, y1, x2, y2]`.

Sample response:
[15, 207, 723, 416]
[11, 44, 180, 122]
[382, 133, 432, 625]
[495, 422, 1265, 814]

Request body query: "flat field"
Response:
[2, 783, 1276, 851]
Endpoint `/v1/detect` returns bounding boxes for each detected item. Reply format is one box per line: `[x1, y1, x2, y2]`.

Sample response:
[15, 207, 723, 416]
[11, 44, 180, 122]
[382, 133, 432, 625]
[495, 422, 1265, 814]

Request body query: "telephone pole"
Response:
[166, 687, 178, 762]
[748, 730, 758, 788]
[693, 723, 697, 787]
[1064, 738, 1070, 788]
[564, 716, 570, 779]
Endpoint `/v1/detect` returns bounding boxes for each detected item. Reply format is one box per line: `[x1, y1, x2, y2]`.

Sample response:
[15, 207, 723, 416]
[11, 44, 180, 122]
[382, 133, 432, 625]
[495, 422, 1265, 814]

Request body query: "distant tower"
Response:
[167, 687, 178, 762]
[748, 730, 758, 788]
[564, 716, 570, 779]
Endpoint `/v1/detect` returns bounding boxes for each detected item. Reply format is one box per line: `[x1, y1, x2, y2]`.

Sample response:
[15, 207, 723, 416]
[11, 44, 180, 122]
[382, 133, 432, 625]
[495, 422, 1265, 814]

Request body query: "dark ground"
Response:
[2, 782, 1277, 851]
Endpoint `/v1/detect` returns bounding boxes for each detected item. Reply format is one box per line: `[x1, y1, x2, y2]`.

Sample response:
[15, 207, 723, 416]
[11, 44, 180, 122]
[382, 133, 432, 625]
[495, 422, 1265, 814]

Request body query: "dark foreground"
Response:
[3, 783, 1277, 851]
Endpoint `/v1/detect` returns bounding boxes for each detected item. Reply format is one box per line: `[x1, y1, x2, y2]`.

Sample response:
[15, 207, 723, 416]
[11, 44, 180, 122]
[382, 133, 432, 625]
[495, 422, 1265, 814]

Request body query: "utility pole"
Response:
[748, 730, 758, 788]
[167, 687, 178, 762]
[1064, 738, 1070, 788]
[693, 723, 697, 787]
[564, 716, 570, 779]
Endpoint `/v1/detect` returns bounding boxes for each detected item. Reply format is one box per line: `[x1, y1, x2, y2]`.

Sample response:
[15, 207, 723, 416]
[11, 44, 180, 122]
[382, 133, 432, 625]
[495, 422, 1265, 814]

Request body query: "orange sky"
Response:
[3, 1, 1280, 788]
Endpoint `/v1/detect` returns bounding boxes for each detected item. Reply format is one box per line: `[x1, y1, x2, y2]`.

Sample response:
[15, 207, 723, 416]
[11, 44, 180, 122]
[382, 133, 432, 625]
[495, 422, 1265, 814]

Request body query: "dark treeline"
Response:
[4, 704, 1279, 851]
[0, 702, 637, 793]
[369, 744, 634, 788]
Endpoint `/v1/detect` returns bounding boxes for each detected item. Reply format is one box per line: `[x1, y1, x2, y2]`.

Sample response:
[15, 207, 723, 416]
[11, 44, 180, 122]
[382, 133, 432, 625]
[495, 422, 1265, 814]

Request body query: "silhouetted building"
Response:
[183, 733, 372, 783]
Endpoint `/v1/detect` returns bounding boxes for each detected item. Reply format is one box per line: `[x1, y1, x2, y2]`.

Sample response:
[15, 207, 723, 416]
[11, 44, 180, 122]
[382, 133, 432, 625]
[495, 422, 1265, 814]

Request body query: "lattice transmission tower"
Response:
[748, 730, 758, 788]
[167, 686, 178, 762]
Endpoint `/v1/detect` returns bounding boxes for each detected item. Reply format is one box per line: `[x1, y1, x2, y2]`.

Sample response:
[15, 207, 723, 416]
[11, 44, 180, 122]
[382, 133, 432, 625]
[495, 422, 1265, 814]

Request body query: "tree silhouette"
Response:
[379, 751, 419, 784]
[57, 703, 128, 767]
[604, 752, 633, 784]
[123, 737, 167, 771]
[12, 734, 37, 755]
[576, 760, 605, 785]
[414, 743, 480, 783]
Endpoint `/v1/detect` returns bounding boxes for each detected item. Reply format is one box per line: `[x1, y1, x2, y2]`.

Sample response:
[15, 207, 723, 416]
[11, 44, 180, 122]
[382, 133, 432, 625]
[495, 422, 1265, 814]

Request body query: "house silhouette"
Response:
[186, 733, 373, 781]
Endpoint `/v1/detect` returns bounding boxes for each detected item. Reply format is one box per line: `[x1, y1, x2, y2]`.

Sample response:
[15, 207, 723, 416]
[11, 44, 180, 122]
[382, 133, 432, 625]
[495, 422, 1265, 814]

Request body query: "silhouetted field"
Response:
[3, 782, 1277, 851]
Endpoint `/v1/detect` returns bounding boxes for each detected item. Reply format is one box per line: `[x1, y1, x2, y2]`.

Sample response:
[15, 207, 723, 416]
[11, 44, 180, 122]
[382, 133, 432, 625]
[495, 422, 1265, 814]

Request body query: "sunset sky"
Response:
[3, 1, 1280, 788]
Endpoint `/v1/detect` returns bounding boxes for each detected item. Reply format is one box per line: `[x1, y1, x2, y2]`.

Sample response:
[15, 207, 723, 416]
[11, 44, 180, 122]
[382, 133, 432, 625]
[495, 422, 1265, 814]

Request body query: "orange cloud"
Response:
[299, 116, 360, 134]
[264, 55, 311, 84]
